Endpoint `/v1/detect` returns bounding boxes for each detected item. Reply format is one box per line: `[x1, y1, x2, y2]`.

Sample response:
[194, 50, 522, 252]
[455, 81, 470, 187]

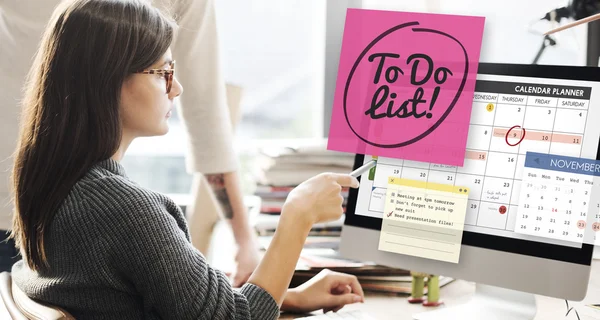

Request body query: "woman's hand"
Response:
[281, 269, 365, 314]
[246, 173, 359, 307]
[282, 173, 359, 227]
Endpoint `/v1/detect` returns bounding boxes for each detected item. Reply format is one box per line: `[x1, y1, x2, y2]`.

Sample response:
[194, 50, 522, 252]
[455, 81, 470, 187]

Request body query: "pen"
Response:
[350, 159, 377, 178]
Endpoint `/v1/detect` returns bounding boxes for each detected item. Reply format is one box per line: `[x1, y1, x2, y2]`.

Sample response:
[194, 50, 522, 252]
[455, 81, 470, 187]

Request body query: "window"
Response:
[122, 0, 327, 195]
[362, 0, 586, 65]
[216, 0, 326, 141]
[121, 124, 191, 195]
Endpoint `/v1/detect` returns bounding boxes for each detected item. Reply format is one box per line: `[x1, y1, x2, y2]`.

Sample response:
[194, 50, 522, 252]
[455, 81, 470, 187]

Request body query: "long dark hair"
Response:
[10, 0, 176, 272]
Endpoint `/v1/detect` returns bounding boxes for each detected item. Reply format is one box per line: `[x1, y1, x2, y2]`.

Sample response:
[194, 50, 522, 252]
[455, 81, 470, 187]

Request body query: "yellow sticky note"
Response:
[378, 178, 469, 263]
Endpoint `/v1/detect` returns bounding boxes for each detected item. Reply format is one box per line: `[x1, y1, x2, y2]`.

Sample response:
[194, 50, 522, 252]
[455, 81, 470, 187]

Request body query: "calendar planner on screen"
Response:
[353, 73, 600, 248]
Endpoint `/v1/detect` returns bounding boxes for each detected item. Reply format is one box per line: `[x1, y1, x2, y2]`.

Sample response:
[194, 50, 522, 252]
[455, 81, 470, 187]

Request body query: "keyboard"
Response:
[296, 310, 377, 319]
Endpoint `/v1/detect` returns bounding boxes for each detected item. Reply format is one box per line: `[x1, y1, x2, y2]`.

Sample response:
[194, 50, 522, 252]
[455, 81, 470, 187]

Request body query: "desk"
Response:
[206, 222, 600, 320]
[280, 261, 600, 320]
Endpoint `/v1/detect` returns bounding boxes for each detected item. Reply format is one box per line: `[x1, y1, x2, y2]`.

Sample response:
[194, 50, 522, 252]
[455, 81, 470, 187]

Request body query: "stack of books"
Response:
[252, 213, 346, 236]
[253, 139, 355, 189]
[254, 185, 350, 219]
[251, 139, 354, 236]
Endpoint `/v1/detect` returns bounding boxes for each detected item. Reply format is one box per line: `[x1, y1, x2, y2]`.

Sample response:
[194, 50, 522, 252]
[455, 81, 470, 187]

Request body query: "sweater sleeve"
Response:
[170, 0, 239, 175]
[89, 182, 279, 319]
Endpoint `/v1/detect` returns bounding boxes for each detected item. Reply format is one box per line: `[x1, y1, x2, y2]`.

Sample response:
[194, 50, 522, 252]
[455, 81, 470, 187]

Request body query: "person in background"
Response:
[0, 0, 260, 286]
[159, 0, 262, 287]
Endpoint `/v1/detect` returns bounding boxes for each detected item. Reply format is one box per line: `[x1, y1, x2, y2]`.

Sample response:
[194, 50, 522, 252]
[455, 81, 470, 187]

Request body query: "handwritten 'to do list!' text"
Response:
[365, 53, 453, 121]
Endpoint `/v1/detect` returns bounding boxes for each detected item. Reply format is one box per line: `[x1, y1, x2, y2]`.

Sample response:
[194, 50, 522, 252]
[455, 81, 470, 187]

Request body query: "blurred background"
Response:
[121, 0, 593, 198]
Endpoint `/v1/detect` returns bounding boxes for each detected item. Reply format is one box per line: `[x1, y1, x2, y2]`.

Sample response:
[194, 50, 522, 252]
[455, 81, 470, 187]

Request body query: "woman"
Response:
[9, 0, 364, 319]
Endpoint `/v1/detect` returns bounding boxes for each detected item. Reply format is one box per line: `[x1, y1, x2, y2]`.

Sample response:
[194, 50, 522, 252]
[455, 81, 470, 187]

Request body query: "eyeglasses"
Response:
[137, 60, 176, 94]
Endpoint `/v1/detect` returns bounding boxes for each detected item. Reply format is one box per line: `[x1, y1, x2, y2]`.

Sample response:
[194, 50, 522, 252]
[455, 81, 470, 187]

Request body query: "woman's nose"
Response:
[169, 77, 183, 98]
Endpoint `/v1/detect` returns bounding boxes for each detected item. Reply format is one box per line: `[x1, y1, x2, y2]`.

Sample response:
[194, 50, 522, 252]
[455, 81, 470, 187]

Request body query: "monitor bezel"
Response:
[343, 62, 599, 266]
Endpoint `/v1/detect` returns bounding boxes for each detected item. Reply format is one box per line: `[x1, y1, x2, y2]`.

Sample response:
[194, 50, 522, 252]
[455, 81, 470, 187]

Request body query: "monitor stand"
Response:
[413, 283, 537, 320]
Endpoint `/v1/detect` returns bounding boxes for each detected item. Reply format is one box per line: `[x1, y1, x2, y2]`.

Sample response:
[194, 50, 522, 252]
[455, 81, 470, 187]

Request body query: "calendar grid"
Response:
[372, 163, 549, 200]
[366, 79, 595, 236]
[474, 93, 499, 227]
[468, 123, 584, 137]
[546, 97, 560, 160]
[502, 96, 529, 229]
[575, 107, 589, 158]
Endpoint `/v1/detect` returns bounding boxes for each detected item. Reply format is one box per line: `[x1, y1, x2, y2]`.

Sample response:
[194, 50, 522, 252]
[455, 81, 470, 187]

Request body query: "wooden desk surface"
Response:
[280, 260, 600, 319]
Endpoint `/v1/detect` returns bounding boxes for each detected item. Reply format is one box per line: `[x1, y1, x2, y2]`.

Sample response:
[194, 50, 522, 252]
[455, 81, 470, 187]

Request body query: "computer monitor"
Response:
[339, 63, 600, 320]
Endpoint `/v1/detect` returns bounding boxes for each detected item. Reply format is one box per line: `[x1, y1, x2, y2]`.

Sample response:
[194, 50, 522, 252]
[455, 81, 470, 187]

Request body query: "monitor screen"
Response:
[344, 63, 600, 265]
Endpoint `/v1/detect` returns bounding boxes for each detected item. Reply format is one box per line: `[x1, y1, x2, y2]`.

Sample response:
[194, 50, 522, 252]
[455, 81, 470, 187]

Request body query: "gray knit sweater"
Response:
[11, 159, 280, 319]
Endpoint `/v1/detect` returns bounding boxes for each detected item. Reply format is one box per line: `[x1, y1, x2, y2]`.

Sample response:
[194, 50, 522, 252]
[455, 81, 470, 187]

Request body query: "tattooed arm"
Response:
[205, 171, 260, 287]
[205, 172, 236, 219]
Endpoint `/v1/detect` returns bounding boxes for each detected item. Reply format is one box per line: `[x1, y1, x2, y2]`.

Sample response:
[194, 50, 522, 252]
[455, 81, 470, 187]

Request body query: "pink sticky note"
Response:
[327, 9, 485, 166]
